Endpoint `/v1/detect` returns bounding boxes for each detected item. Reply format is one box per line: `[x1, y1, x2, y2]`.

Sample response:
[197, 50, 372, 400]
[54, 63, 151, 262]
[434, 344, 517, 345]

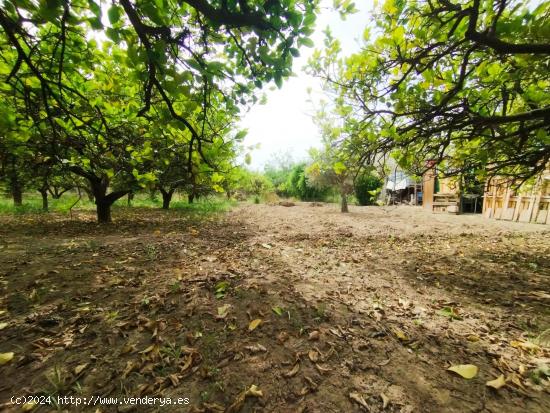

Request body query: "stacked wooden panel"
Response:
[483, 173, 550, 225]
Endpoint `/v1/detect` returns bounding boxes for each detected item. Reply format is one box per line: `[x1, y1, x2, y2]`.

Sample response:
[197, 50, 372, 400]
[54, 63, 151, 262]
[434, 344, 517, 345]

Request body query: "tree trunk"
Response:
[96, 200, 111, 223]
[40, 189, 48, 211]
[340, 193, 349, 213]
[188, 193, 195, 204]
[68, 168, 129, 223]
[12, 182, 22, 207]
[160, 188, 174, 209]
[90, 179, 129, 224]
[127, 192, 134, 206]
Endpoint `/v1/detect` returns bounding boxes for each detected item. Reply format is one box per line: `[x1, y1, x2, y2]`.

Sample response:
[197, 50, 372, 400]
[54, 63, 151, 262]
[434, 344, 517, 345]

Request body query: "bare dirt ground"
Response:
[0, 203, 549, 412]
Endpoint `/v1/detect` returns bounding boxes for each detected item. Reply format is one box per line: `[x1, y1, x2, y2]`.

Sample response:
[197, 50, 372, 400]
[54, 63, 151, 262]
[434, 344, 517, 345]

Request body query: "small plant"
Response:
[529, 364, 550, 385]
[86, 239, 100, 250]
[45, 366, 68, 395]
[72, 381, 84, 394]
[145, 244, 158, 260]
[313, 303, 329, 322]
[160, 343, 182, 361]
[438, 306, 462, 320]
[253, 196, 260, 204]
[170, 280, 182, 293]
[104, 310, 119, 323]
[204, 366, 220, 378]
[233, 287, 246, 299]
[213, 381, 225, 393]
[214, 281, 230, 299]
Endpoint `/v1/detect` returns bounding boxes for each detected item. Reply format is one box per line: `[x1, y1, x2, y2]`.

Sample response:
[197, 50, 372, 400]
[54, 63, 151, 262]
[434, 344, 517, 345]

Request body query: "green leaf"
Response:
[108, 5, 122, 25]
[88, 17, 103, 30]
[333, 161, 347, 175]
[438, 307, 462, 320]
[487, 63, 501, 76]
[272, 306, 284, 316]
[274, 73, 283, 88]
[289, 48, 300, 57]
[299, 38, 315, 48]
[214, 281, 230, 299]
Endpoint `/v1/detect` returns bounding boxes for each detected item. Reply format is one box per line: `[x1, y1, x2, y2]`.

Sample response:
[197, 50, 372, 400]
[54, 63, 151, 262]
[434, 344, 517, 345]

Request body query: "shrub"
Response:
[354, 173, 382, 206]
[286, 164, 331, 201]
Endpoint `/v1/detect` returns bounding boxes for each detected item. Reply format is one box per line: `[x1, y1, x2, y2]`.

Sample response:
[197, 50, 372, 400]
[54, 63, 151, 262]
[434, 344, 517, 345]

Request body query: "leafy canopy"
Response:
[309, 0, 550, 182]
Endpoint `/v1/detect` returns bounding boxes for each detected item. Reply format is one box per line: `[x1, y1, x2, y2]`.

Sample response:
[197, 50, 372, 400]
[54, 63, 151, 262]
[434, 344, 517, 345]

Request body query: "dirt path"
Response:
[0, 204, 548, 412]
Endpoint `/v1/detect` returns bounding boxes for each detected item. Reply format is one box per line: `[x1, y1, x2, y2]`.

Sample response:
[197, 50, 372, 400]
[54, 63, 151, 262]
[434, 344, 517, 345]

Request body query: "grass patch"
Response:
[0, 194, 96, 214]
[0, 193, 236, 217]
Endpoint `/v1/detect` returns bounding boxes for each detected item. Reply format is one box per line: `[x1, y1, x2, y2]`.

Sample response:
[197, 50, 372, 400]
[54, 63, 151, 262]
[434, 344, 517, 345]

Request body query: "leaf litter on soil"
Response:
[0, 204, 548, 412]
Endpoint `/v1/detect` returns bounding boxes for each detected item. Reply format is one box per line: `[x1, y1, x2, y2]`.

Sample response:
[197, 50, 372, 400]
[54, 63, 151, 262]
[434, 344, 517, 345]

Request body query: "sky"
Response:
[239, 1, 374, 171]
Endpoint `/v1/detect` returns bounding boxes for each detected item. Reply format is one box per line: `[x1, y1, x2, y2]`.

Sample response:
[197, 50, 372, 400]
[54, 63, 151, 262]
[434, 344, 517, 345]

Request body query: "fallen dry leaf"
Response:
[308, 330, 320, 341]
[140, 344, 157, 354]
[244, 343, 267, 353]
[247, 384, 263, 397]
[74, 363, 88, 375]
[226, 385, 263, 413]
[22, 401, 37, 411]
[122, 360, 138, 378]
[120, 343, 136, 355]
[308, 350, 319, 363]
[508, 373, 527, 390]
[277, 331, 289, 343]
[381, 393, 390, 409]
[216, 304, 231, 320]
[283, 362, 300, 378]
[180, 354, 195, 372]
[349, 392, 369, 409]
[447, 364, 478, 379]
[168, 374, 180, 387]
[393, 328, 408, 341]
[378, 358, 391, 366]
[248, 318, 262, 331]
[315, 363, 332, 374]
[0, 352, 14, 365]
[0, 322, 8, 330]
[398, 298, 411, 309]
[510, 340, 540, 352]
[486, 374, 506, 389]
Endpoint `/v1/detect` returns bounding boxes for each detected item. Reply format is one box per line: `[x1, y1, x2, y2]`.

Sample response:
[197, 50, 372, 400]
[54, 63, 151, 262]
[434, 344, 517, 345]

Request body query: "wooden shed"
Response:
[422, 167, 461, 213]
[422, 162, 550, 224]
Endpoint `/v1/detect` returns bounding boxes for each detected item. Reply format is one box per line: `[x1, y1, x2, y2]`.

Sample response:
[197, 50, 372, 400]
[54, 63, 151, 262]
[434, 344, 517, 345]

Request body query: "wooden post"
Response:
[486, 178, 498, 218]
[513, 196, 523, 222]
[423, 168, 435, 211]
[497, 185, 511, 220]
[531, 193, 543, 224]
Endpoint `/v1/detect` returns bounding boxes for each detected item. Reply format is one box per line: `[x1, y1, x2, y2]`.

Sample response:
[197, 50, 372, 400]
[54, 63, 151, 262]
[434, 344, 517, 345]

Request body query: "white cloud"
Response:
[240, 1, 373, 171]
